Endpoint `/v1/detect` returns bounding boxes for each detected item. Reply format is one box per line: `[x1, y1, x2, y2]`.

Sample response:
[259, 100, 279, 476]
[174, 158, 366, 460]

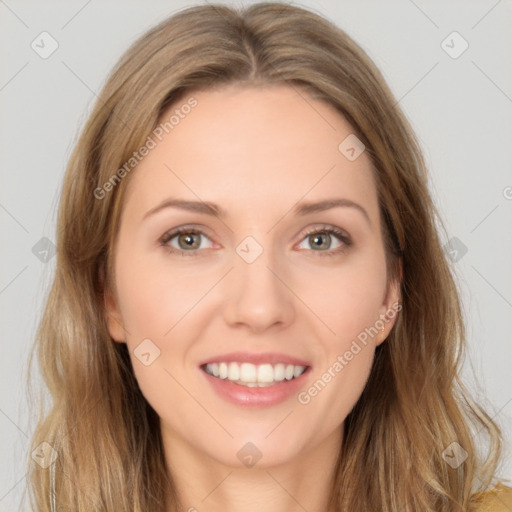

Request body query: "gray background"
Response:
[1, 0, 511, 509]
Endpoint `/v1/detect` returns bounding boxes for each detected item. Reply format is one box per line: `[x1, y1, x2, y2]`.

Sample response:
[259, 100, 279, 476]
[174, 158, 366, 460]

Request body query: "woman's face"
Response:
[106, 84, 400, 469]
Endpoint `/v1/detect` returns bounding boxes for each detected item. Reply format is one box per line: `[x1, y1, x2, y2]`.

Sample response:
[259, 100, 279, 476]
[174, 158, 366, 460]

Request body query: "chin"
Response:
[203, 433, 307, 470]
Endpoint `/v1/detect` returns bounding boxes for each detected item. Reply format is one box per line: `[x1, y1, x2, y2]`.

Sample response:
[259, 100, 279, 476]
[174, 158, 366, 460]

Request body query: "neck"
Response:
[162, 425, 342, 512]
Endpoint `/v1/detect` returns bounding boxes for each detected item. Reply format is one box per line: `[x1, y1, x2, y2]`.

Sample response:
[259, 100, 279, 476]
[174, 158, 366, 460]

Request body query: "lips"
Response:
[198, 351, 312, 407]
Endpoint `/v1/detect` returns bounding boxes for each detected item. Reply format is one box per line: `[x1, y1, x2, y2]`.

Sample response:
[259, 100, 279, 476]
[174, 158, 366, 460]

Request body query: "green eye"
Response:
[160, 227, 213, 256]
[296, 226, 352, 257]
[159, 224, 352, 257]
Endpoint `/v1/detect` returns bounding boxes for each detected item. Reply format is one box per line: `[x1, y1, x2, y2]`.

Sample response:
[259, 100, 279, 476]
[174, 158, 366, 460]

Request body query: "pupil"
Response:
[311, 233, 329, 250]
[180, 233, 198, 249]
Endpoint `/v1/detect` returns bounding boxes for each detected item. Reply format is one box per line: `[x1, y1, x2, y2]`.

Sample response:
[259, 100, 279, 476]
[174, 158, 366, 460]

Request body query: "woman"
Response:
[26, 2, 511, 511]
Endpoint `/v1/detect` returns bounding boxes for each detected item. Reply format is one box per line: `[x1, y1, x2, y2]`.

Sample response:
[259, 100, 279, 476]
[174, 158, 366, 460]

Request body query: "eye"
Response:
[296, 225, 352, 257]
[159, 224, 352, 257]
[159, 226, 214, 256]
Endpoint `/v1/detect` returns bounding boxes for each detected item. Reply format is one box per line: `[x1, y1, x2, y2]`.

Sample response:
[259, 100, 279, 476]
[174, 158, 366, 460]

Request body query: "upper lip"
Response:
[199, 351, 311, 367]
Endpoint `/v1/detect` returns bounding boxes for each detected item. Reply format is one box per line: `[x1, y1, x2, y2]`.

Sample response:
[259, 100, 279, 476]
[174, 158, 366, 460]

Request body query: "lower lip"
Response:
[201, 367, 311, 407]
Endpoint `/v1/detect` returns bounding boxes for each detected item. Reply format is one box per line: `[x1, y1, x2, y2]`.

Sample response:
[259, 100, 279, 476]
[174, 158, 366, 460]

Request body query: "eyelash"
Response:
[159, 224, 352, 258]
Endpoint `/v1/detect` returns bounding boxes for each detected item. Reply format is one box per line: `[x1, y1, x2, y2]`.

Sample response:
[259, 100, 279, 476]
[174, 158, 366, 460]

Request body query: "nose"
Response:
[222, 246, 295, 334]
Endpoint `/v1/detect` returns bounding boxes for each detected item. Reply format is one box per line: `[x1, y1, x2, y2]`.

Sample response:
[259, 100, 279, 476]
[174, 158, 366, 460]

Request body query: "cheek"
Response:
[113, 257, 199, 409]
[294, 261, 385, 430]
[113, 252, 219, 392]
[115, 251, 211, 339]
[297, 251, 388, 344]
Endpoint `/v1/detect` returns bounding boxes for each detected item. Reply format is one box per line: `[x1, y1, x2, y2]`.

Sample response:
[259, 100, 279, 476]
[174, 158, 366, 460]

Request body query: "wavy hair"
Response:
[26, 2, 505, 511]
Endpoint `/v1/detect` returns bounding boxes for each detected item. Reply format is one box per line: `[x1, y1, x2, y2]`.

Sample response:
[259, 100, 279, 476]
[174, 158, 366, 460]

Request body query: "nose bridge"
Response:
[222, 233, 294, 331]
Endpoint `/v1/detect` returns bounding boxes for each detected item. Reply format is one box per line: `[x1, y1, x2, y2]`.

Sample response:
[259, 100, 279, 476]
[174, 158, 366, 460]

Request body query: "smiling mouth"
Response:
[201, 361, 309, 387]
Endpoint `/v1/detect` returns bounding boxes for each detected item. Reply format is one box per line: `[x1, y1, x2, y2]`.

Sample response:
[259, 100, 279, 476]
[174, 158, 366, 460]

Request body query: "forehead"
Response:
[121, 84, 379, 224]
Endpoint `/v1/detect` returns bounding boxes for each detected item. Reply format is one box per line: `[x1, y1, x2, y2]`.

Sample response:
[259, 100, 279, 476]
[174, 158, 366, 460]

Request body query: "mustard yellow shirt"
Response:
[472, 483, 512, 511]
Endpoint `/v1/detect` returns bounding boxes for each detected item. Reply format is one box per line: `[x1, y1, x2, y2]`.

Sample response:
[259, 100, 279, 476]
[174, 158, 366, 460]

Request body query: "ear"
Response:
[104, 287, 126, 343]
[100, 264, 126, 344]
[375, 258, 402, 346]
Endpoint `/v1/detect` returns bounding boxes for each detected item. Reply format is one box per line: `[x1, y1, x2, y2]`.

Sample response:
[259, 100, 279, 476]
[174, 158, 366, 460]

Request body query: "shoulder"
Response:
[471, 483, 512, 512]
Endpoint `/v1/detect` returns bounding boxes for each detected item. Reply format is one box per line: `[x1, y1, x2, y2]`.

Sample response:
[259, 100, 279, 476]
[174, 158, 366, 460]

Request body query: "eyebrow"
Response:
[142, 197, 371, 226]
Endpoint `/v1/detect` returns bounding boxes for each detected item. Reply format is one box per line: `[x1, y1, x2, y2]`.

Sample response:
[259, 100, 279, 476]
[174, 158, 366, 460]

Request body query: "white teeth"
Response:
[210, 362, 219, 377]
[204, 361, 307, 386]
[219, 362, 228, 379]
[240, 362, 257, 382]
[257, 364, 274, 383]
[227, 362, 239, 381]
[274, 363, 285, 381]
[293, 365, 304, 378]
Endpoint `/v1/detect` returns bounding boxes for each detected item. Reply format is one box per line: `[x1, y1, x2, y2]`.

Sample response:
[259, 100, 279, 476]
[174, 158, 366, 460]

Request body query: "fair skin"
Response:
[106, 84, 400, 512]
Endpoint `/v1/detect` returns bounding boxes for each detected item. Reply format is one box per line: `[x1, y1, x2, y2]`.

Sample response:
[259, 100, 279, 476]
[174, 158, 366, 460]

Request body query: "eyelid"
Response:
[297, 224, 351, 243]
[294, 224, 352, 256]
[159, 223, 352, 256]
[159, 225, 216, 253]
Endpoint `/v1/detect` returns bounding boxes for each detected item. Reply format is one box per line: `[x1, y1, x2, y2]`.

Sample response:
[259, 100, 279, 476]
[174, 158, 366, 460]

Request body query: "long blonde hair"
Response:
[26, 2, 505, 511]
